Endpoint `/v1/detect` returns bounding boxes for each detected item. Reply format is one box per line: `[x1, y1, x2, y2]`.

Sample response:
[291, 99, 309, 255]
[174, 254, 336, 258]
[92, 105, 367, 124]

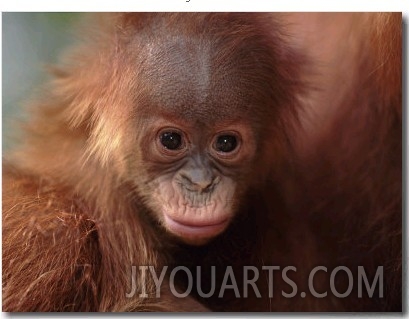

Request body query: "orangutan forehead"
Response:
[136, 38, 255, 122]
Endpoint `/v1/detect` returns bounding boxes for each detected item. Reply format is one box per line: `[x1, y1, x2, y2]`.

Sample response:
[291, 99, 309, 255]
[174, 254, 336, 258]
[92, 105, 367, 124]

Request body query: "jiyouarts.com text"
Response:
[126, 265, 383, 299]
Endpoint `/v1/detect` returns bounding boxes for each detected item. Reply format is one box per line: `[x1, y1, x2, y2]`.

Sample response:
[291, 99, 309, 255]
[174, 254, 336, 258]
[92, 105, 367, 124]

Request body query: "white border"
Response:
[0, 1, 407, 318]
[0, 0, 407, 13]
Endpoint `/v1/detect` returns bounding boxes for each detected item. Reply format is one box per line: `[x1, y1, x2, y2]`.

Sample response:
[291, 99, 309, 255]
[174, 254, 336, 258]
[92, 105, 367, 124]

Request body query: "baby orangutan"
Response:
[2, 13, 402, 312]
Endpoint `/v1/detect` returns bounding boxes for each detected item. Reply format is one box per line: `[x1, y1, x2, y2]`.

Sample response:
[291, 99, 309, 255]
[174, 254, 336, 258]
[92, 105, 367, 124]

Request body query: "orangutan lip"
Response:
[164, 214, 229, 236]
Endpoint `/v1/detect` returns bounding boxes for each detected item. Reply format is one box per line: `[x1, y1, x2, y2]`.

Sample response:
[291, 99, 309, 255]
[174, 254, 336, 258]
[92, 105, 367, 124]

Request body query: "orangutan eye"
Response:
[160, 131, 183, 150]
[214, 135, 238, 153]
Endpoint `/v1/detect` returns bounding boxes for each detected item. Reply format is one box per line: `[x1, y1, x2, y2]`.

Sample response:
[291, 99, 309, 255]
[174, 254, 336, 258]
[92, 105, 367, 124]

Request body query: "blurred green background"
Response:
[2, 13, 83, 150]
